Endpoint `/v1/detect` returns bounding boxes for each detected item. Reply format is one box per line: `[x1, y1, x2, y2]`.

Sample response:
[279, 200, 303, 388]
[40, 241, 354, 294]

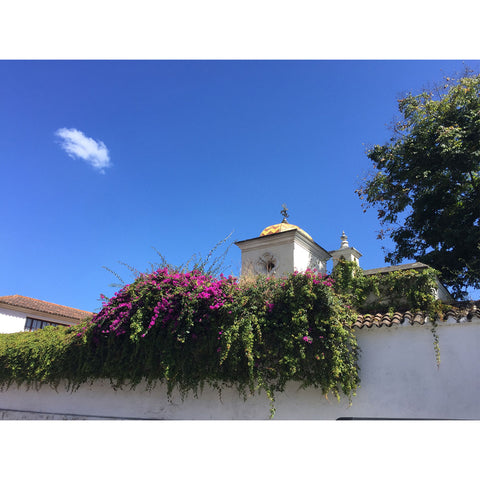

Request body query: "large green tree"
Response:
[358, 72, 480, 299]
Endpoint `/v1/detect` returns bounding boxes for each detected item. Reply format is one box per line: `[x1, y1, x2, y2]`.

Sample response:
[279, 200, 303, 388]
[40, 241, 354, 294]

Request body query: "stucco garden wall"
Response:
[0, 307, 26, 334]
[1, 318, 479, 420]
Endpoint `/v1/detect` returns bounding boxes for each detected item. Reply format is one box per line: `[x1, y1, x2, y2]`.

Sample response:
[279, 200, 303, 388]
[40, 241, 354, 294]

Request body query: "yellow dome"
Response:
[260, 222, 313, 241]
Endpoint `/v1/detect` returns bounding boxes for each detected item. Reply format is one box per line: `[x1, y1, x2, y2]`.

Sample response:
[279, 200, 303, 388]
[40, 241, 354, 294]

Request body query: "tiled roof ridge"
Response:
[362, 262, 429, 276]
[0, 295, 92, 321]
[354, 300, 480, 329]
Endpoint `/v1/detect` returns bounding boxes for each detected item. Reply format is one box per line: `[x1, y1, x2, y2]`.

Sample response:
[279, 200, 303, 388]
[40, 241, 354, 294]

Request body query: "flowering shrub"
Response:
[0, 269, 359, 416]
[0, 261, 449, 415]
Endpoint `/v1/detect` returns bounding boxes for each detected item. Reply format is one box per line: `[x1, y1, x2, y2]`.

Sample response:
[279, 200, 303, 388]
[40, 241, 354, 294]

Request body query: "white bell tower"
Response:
[235, 206, 331, 277]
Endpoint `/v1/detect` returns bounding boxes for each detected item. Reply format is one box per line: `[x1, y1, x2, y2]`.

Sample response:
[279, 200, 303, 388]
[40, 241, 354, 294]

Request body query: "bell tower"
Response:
[235, 205, 331, 277]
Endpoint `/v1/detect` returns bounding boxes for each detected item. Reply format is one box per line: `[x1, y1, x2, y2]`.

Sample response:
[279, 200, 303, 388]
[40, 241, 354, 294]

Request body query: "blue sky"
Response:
[2, 60, 480, 312]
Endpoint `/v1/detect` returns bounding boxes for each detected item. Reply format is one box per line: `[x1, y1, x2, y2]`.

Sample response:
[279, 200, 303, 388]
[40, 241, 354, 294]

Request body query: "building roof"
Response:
[260, 222, 313, 241]
[362, 262, 430, 276]
[354, 301, 480, 329]
[0, 295, 92, 322]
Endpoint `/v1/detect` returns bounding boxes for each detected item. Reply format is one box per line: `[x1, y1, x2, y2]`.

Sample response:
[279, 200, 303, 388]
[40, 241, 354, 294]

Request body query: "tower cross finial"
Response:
[280, 203, 289, 223]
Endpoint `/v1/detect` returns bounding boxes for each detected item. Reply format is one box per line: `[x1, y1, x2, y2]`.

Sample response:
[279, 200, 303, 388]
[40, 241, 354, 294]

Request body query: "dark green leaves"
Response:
[358, 73, 480, 298]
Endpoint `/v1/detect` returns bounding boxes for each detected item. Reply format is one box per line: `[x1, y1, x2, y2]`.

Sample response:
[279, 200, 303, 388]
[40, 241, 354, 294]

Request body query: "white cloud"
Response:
[55, 128, 112, 173]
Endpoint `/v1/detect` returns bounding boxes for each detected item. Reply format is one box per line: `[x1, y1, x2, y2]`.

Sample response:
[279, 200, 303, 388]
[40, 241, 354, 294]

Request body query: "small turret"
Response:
[329, 231, 362, 268]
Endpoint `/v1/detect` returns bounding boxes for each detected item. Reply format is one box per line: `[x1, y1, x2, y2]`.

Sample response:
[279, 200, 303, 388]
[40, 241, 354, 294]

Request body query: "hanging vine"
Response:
[0, 261, 448, 415]
[332, 259, 444, 365]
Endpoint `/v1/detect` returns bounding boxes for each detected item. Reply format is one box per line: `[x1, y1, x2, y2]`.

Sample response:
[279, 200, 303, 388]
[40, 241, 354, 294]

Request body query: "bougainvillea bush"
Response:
[0, 268, 360, 415]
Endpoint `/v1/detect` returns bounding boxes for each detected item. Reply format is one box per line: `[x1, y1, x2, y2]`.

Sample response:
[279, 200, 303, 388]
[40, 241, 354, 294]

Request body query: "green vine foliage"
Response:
[331, 259, 442, 315]
[0, 269, 359, 417]
[332, 259, 443, 366]
[0, 262, 446, 416]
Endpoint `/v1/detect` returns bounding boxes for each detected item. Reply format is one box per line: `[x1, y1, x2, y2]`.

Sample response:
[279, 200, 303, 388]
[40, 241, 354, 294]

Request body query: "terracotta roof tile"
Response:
[354, 301, 480, 329]
[0, 295, 92, 322]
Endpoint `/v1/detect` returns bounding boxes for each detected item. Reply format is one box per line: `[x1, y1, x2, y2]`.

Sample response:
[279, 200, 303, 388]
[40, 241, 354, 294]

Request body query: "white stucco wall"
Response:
[0, 307, 72, 333]
[237, 230, 329, 277]
[240, 240, 295, 277]
[1, 318, 479, 420]
[436, 282, 452, 302]
[0, 308, 26, 333]
[293, 240, 327, 274]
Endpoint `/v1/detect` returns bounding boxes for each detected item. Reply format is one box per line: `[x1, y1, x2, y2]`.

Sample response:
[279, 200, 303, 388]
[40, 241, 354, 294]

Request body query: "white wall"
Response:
[293, 240, 327, 274]
[0, 307, 26, 333]
[1, 317, 479, 420]
[0, 307, 74, 333]
[238, 231, 329, 277]
[241, 241, 294, 277]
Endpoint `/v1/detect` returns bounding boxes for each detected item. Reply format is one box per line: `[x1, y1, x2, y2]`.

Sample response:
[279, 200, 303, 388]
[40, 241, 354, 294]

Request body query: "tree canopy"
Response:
[357, 72, 480, 299]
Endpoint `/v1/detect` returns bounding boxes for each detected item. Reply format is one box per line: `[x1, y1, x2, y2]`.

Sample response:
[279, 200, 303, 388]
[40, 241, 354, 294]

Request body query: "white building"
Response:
[235, 218, 331, 276]
[0, 295, 92, 334]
